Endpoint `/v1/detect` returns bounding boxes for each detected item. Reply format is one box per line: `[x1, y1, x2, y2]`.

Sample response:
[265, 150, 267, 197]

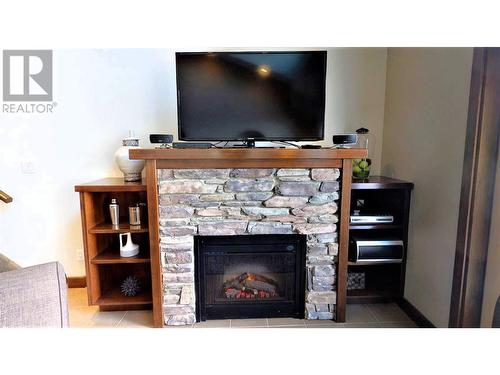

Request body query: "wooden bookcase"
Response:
[347, 176, 414, 304]
[75, 178, 153, 311]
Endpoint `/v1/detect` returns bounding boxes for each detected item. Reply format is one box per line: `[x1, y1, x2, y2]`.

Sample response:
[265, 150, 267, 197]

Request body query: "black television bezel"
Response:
[175, 51, 327, 142]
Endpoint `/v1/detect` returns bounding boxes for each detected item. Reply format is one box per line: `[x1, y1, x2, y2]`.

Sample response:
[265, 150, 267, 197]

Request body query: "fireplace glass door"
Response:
[195, 235, 306, 321]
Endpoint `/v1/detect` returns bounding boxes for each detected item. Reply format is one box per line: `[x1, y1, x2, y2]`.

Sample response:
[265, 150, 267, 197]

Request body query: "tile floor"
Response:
[68, 288, 418, 328]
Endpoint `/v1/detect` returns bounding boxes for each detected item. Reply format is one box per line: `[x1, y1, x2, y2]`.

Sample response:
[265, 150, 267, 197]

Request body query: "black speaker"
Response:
[332, 134, 358, 147]
[149, 134, 173, 144]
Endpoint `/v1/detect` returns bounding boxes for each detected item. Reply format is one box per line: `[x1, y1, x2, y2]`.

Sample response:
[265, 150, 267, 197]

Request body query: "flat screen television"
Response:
[176, 51, 327, 142]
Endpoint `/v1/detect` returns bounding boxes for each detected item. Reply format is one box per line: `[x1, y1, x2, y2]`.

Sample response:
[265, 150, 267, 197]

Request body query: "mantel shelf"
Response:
[129, 147, 367, 169]
[130, 147, 368, 160]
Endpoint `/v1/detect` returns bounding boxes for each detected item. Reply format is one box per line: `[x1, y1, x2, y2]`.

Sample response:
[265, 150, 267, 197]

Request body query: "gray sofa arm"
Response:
[0, 262, 69, 328]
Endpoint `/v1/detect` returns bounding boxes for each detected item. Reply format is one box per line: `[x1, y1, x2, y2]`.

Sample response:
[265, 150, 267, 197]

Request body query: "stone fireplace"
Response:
[157, 168, 339, 325]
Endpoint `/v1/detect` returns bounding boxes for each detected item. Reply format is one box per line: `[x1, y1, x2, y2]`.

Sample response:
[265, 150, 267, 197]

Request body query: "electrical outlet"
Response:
[76, 249, 84, 261]
[21, 161, 36, 174]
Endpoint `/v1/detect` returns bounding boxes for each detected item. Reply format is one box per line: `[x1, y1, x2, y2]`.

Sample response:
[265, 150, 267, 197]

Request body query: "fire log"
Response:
[244, 280, 276, 294]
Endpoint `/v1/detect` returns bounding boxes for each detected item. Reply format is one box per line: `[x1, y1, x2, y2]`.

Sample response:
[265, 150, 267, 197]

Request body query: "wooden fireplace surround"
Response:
[130, 148, 367, 327]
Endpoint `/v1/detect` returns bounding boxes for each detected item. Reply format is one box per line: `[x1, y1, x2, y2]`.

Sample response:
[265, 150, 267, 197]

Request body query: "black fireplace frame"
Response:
[194, 234, 306, 321]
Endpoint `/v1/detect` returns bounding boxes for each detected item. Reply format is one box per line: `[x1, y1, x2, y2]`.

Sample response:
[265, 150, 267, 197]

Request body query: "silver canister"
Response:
[129, 204, 141, 226]
[109, 198, 119, 227]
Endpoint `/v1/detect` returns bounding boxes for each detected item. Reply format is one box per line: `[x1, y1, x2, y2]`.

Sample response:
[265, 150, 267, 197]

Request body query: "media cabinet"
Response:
[347, 176, 414, 304]
[76, 148, 367, 327]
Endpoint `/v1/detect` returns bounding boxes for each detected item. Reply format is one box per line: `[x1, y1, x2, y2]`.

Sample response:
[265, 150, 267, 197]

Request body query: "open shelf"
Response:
[347, 288, 399, 304]
[349, 224, 403, 230]
[88, 222, 149, 234]
[96, 287, 152, 306]
[91, 248, 150, 264]
[348, 261, 403, 267]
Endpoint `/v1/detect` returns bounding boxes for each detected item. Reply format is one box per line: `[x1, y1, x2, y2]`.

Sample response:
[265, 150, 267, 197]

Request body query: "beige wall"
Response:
[381, 48, 473, 327]
[481, 151, 500, 327]
[323, 48, 387, 173]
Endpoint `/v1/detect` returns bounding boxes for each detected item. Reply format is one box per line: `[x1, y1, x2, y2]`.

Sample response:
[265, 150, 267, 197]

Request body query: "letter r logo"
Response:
[3, 50, 53, 101]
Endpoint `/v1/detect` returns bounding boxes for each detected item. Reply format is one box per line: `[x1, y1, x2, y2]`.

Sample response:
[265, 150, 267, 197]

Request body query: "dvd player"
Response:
[350, 212, 394, 224]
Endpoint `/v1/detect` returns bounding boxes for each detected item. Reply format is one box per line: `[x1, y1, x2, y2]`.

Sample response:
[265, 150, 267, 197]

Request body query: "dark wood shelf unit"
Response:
[89, 222, 149, 234]
[76, 178, 154, 312]
[347, 176, 413, 304]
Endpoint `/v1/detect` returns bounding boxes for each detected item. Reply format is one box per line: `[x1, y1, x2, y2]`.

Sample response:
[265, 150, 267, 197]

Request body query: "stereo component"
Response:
[350, 215, 394, 224]
[332, 134, 358, 147]
[149, 134, 173, 148]
[349, 236, 404, 264]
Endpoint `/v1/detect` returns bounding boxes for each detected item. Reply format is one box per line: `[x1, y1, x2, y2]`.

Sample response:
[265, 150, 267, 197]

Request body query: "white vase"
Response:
[114, 131, 145, 182]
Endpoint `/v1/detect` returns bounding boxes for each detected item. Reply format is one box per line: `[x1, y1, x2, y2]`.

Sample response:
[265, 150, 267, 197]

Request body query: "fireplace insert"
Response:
[194, 234, 306, 321]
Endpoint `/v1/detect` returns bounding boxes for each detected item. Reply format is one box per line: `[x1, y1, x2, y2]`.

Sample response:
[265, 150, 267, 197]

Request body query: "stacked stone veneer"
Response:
[158, 168, 340, 326]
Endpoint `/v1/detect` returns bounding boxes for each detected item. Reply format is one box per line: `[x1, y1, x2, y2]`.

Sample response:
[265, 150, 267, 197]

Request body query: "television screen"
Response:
[176, 51, 326, 142]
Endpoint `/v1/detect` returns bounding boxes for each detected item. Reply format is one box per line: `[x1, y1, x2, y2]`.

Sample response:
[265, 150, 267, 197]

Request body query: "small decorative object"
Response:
[114, 130, 145, 182]
[347, 272, 366, 290]
[109, 198, 119, 227]
[352, 158, 372, 180]
[128, 203, 141, 226]
[352, 127, 372, 180]
[119, 232, 139, 257]
[121, 275, 141, 297]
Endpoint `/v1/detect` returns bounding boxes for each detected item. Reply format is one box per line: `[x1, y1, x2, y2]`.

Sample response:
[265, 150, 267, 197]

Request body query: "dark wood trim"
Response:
[449, 48, 500, 327]
[67, 276, 87, 288]
[0, 189, 13, 203]
[336, 158, 353, 322]
[399, 188, 412, 297]
[146, 159, 164, 328]
[397, 298, 435, 328]
[78, 192, 94, 306]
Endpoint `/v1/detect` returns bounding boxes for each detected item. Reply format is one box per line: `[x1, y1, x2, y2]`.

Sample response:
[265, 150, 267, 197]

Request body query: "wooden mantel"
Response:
[130, 148, 366, 169]
[131, 147, 367, 327]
